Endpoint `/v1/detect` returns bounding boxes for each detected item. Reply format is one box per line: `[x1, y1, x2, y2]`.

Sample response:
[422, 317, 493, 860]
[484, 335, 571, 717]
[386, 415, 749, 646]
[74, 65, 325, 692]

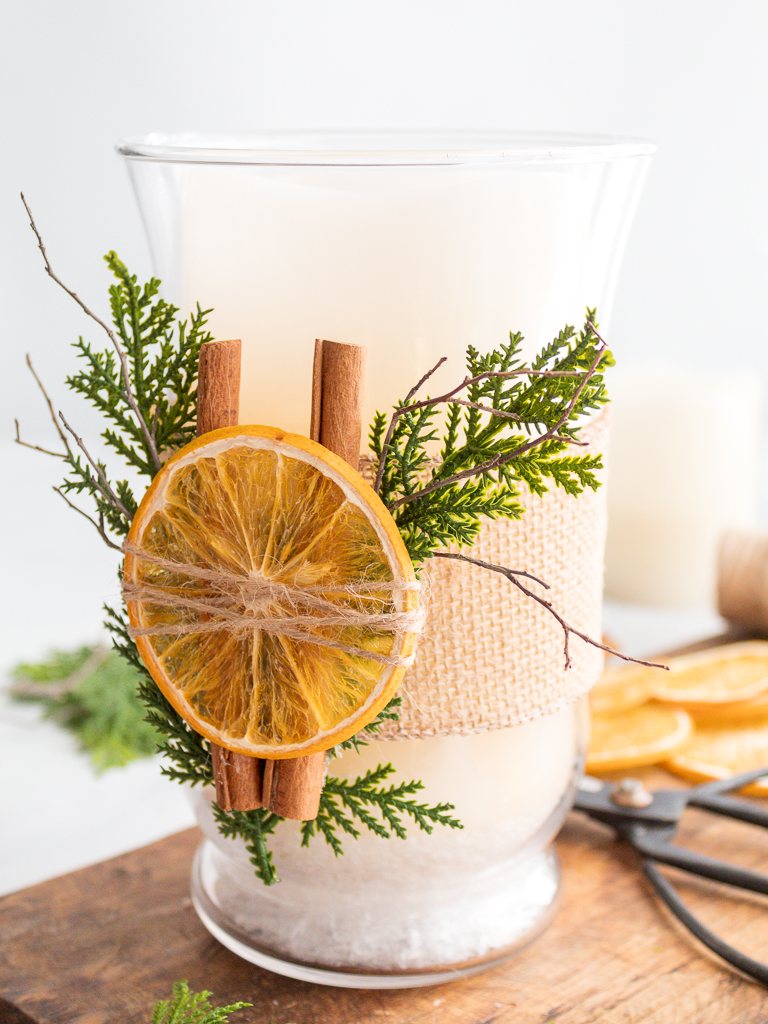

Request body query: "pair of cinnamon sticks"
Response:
[197, 337, 366, 820]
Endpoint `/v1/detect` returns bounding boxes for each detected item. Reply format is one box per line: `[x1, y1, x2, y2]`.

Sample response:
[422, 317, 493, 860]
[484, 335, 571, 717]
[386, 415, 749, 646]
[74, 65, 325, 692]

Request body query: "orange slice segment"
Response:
[650, 642, 768, 710]
[586, 704, 692, 772]
[665, 722, 768, 796]
[689, 691, 768, 725]
[124, 425, 418, 758]
[590, 664, 659, 716]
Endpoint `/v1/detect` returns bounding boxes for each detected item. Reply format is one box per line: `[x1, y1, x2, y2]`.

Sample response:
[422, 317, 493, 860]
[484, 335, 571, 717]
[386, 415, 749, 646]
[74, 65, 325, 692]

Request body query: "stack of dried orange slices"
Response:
[586, 641, 768, 794]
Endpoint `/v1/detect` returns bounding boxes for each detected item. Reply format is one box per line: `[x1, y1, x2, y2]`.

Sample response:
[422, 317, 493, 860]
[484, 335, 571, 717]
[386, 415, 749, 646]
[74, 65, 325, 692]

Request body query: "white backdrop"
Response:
[2, 0, 768, 668]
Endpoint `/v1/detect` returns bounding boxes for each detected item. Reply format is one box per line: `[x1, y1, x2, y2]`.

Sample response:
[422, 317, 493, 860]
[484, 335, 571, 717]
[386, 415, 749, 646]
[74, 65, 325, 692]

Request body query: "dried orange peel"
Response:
[589, 664, 658, 716]
[665, 721, 768, 797]
[649, 642, 768, 710]
[124, 424, 419, 759]
[586, 704, 692, 772]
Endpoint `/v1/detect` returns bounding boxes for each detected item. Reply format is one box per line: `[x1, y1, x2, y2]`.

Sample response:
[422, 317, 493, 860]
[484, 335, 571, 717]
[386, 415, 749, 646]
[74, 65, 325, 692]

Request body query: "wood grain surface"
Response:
[2, 762, 768, 1024]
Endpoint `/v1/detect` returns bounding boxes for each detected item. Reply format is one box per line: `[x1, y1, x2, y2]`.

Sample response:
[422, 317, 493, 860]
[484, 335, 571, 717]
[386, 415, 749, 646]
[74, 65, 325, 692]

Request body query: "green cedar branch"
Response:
[151, 980, 250, 1024]
[299, 763, 463, 855]
[386, 324, 606, 511]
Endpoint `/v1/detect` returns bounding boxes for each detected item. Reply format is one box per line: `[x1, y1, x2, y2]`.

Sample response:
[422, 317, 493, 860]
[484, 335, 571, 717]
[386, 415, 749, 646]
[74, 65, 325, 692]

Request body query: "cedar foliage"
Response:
[369, 317, 611, 565]
[151, 980, 249, 1024]
[19, 251, 463, 885]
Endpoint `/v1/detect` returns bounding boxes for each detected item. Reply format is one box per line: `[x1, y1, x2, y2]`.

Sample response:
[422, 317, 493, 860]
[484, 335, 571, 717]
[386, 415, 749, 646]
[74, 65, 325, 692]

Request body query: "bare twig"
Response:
[20, 193, 162, 472]
[52, 487, 124, 551]
[24, 354, 73, 451]
[14, 421, 65, 458]
[401, 366, 585, 418]
[433, 550, 551, 589]
[439, 397, 522, 422]
[58, 411, 132, 522]
[432, 551, 666, 672]
[15, 354, 73, 458]
[373, 356, 447, 494]
[388, 338, 607, 511]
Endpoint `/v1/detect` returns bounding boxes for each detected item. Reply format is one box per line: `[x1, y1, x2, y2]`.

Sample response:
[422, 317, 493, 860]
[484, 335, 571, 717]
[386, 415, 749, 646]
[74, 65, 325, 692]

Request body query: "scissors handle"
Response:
[630, 825, 768, 896]
[644, 862, 768, 988]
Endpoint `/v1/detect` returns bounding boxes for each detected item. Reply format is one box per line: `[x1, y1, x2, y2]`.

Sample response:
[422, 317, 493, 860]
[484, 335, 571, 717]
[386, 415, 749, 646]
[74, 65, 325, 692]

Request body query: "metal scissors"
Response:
[574, 767, 768, 987]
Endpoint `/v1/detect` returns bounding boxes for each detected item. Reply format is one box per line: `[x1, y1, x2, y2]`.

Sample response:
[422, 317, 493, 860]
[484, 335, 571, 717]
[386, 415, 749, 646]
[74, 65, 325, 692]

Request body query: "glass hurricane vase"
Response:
[118, 131, 653, 987]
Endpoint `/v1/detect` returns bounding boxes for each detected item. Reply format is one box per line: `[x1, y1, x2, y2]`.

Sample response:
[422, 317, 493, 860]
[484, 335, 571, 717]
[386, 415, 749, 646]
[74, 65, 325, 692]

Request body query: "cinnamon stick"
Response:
[263, 338, 367, 821]
[197, 339, 264, 813]
[197, 339, 241, 435]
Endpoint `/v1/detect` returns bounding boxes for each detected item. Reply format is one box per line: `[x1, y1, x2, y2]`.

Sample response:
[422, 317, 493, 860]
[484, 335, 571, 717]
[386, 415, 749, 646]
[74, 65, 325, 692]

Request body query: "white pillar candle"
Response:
[181, 164, 594, 434]
[604, 366, 762, 608]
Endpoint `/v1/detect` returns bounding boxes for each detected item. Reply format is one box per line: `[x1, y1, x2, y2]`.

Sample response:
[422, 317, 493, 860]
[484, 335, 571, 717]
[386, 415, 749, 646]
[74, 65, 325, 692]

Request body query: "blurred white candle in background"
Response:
[604, 366, 762, 608]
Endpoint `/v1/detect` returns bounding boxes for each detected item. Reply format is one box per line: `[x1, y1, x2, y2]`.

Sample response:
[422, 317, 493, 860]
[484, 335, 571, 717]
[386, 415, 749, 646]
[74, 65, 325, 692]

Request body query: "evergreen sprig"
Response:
[369, 313, 612, 565]
[105, 602, 214, 788]
[212, 804, 283, 886]
[151, 980, 250, 1024]
[9, 643, 158, 771]
[68, 253, 212, 480]
[300, 764, 463, 855]
[59, 252, 212, 537]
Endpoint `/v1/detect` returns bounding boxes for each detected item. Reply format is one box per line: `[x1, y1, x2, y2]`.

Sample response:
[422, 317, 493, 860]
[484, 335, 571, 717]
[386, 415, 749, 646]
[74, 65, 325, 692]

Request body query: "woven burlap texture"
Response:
[378, 407, 610, 740]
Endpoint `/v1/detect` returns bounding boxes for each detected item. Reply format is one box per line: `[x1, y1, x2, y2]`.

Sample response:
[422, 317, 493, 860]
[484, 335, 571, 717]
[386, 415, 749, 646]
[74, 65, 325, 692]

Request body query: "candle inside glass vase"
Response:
[120, 132, 653, 985]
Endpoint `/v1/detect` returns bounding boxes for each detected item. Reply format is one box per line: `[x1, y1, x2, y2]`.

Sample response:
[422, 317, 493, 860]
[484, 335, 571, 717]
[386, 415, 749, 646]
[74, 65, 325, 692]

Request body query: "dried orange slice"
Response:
[586, 704, 692, 772]
[650, 642, 768, 710]
[665, 721, 768, 796]
[590, 664, 659, 716]
[124, 425, 419, 759]
[689, 691, 768, 725]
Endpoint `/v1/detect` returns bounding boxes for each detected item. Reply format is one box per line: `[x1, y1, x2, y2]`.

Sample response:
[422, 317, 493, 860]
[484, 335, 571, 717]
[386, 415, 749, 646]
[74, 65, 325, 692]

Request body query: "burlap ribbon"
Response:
[374, 407, 610, 739]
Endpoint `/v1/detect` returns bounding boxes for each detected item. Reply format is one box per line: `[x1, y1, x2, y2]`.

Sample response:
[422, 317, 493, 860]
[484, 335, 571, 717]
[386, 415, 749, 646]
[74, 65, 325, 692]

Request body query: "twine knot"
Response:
[121, 542, 424, 667]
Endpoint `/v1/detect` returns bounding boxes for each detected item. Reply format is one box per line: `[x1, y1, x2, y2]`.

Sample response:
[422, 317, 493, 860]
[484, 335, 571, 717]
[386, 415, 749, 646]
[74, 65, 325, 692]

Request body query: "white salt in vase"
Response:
[118, 132, 653, 986]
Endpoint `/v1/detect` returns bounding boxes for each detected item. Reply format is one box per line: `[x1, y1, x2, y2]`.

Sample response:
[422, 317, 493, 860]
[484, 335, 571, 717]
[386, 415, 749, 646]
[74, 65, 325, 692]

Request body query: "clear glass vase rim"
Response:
[116, 130, 655, 166]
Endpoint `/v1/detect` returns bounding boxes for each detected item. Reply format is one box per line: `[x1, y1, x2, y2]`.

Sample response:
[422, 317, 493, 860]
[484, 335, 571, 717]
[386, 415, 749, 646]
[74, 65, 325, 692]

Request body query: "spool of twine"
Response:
[717, 529, 768, 633]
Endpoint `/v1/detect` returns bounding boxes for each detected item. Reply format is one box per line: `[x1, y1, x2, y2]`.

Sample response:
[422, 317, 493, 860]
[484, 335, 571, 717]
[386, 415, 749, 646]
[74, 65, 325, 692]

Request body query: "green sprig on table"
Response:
[151, 980, 250, 1024]
[9, 644, 158, 771]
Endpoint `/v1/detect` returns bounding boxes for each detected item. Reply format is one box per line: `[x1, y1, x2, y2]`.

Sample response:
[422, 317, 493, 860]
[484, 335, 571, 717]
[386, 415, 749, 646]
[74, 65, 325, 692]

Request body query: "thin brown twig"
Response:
[25, 354, 72, 453]
[20, 192, 162, 472]
[432, 551, 667, 672]
[14, 421, 66, 458]
[58, 411, 132, 522]
[402, 366, 585, 416]
[388, 337, 607, 511]
[434, 550, 551, 589]
[52, 488, 124, 551]
[439, 397, 522, 422]
[373, 356, 447, 494]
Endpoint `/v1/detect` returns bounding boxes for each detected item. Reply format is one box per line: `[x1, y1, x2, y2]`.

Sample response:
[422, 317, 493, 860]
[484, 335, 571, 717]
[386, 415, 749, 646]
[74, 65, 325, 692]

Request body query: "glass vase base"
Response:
[190, 840, 561, 989]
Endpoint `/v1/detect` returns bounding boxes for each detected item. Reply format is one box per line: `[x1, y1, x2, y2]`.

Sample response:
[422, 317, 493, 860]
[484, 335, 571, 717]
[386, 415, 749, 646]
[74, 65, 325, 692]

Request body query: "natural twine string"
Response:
[121, 542, 424, 667]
